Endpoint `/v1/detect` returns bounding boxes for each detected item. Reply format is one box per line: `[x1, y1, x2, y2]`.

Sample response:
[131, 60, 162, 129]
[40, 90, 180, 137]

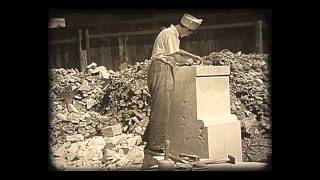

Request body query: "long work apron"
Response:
[142, 58, 175, 151]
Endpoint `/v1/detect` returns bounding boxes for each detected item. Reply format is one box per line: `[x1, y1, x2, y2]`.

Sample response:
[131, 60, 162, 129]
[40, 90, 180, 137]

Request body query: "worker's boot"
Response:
[141, 152, 158, 169]
[141, 148, 164, 170]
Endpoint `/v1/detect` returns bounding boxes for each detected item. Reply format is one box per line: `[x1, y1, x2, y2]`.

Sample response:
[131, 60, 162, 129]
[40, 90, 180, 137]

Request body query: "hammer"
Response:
[158, 140, 175, 170]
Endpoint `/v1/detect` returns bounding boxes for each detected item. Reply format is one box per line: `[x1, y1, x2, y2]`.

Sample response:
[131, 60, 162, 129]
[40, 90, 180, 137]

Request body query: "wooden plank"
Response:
[127, 38, 137, 65]
[85, 29, 90, 65]
[70, 44, 77, 69]
[124, 37, 133, 65]
[123, 36, 129, 63]
[64, 51, 70, 69]
[56, 47, 62, 68]
[50, 38, 77, 45]
[199, 32, 207, 56]
[49, 53, 54, 69]
[105, 39, 113, 70]
[189, 40, 200, 56]
[90, 29, 159, 39]
[111, 41, 120, 70]
[96, 47, 100, 65]
[60, 45, 65, 68]
[49, 22, 259, 46]
[204, 32, 210, 55]
[136, 43, 143, 62]
[78, 29, 86, 72]
[98, 46, 105, 67]
[59, 11, 264, 29]
[143, 43, 150, 61]
[255, 20, 263, 53]
[90, 47, 97, 65]
[80, 50, 88, 71]
[147, 44, 153, 60]
[89, 22, 256, 39]
[78, 29, 83, 71]
[49, 46, 55, 68]
[198, 22, 255, 31]
[208, 40, 213, 53]
[118, 36, 124, 63]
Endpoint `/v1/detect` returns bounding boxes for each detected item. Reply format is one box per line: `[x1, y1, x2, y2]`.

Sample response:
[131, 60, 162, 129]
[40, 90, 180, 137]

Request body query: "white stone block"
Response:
[101, 124, 122, 137]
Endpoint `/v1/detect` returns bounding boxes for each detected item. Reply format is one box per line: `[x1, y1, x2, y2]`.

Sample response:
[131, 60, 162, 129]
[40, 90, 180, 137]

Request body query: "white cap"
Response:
[180, 13, 203, 30]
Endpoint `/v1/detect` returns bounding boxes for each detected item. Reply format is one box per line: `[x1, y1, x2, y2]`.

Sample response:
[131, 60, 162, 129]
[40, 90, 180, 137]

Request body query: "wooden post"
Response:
[105, 39, 113, 70]
[78, 29, 83, 72]
[255, 20, 263, 54]
[123, 36, 129, 63]
[118, 36, 124, 63]
[85, 29, 90, 65]
[78, 29, 87, 72]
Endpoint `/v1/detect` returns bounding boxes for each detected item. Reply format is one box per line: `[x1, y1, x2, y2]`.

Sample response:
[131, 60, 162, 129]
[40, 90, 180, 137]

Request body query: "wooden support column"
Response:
[105, 38, 113, 70]
[123, 36, 128, 62]
[78, 29, 87, 72]
[85, 29, 90, 65]
[118, 36, 124, 63]
[255, 20, 263, 54]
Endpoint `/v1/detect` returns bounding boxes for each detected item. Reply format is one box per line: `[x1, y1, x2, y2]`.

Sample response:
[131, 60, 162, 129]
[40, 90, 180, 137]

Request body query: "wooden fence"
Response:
[48, 20, 269, 71]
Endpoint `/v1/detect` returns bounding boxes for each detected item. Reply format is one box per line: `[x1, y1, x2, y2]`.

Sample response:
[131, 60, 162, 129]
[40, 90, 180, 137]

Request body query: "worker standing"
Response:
[141, 13, 203, 168]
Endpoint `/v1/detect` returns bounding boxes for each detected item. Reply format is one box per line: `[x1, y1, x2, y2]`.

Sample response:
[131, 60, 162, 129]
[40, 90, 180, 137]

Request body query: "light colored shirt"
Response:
[151, 24, 180, 63]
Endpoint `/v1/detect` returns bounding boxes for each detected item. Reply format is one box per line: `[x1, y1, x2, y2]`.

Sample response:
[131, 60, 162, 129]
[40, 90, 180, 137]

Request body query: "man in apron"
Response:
[141, 13, 203, 168]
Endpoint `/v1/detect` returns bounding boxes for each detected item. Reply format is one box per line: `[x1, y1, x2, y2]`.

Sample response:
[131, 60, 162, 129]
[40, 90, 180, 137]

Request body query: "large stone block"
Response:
[168, 65, 242, 161]
[196, 77, 231, 118]
[204, 115, 242, 162]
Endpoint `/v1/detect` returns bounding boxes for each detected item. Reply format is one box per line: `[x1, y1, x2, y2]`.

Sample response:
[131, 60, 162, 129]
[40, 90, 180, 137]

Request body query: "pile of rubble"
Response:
[202, 49, 271, 162]
[49, 49, 271, 170]
[51, 133, 144, 170]
[49, 61, 151, 170]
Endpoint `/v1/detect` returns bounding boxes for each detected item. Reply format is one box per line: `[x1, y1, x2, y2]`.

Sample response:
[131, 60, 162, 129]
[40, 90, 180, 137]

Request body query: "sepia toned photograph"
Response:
[48, 9, 271, 171]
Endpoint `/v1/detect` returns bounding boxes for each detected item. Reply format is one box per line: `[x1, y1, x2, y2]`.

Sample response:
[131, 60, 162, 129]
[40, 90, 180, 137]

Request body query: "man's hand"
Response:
[192, 55, 203, 65]
[176, 58, 193, 66]
[186, 58, 193, 65]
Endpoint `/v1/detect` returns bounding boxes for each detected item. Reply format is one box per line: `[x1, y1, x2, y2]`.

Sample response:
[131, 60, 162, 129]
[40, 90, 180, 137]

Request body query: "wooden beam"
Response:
[49, 21, 266, 45]
[89, 22, 257, 39]
[90, 29, 159, 39]
[50, 39, 77, 45]
[51, 10, 263, 29]
[198, 22, 255, 30]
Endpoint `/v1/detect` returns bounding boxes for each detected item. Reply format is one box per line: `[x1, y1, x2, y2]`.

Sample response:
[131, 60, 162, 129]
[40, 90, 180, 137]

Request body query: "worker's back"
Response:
[151, 25, 180, 60]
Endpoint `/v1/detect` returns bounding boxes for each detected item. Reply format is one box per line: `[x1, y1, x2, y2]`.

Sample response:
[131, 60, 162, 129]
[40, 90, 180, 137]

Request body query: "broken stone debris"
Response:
[49, 50, 271, 169]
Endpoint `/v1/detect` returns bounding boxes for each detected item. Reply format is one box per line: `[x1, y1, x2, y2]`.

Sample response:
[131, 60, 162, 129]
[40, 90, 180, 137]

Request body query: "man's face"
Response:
[180, 27, 195, 38]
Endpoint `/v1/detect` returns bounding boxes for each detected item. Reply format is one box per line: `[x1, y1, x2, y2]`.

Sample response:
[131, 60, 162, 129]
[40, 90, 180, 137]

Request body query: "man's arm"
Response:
[179, 49, 202, 60]
[171, 52, 193, 66]
[179, 49, 203, 65]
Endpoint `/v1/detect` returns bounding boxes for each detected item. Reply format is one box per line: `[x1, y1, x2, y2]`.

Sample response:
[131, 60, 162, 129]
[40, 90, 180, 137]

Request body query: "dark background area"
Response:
[49, 9, 271, 71]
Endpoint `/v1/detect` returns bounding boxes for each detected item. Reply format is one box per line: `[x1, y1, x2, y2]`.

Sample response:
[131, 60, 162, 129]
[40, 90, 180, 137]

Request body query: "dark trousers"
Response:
[142, 59, 174, 168]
